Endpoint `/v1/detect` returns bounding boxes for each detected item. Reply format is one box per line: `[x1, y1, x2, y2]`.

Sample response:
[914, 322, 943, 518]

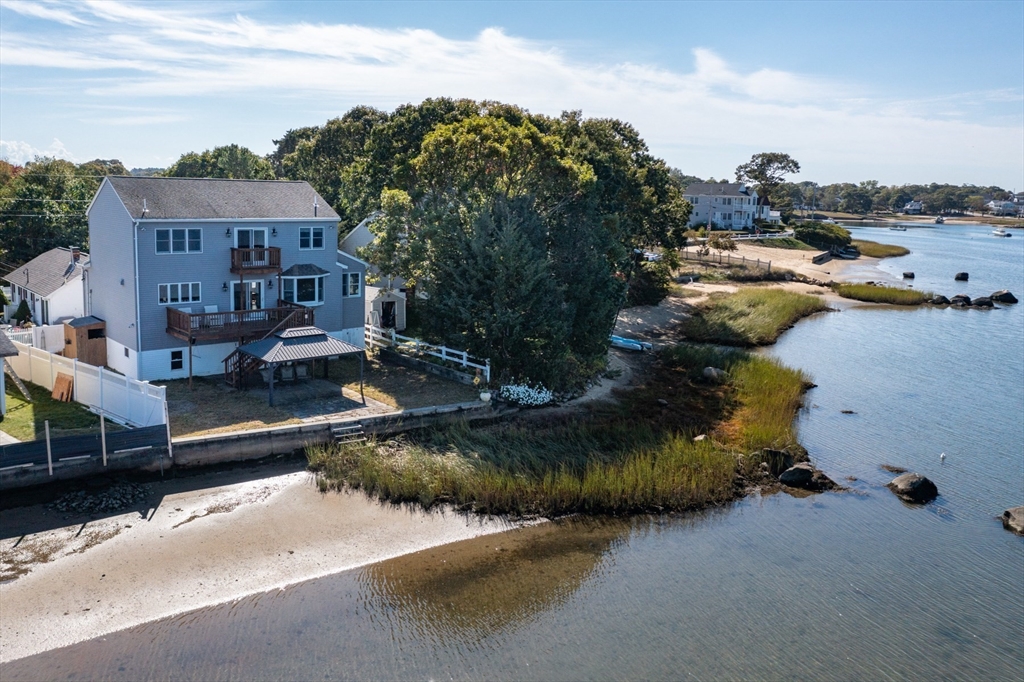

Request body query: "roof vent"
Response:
[314, 197, 319, 217]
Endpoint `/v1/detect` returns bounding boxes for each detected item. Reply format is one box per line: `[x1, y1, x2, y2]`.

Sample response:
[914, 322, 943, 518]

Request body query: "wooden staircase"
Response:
[331, 422, 366, 446]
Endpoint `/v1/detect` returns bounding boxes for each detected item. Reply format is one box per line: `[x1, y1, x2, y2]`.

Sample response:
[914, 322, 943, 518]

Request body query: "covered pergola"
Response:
[234, 326, 364, 407]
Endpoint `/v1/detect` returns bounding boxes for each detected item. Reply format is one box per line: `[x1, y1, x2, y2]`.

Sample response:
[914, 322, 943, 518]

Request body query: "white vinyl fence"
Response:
[7, 341, 166, 427]
[365, 323, 490, 384]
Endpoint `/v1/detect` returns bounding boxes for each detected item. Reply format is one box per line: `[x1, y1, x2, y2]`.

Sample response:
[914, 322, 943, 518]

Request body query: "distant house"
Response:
[84, 176, 366, 381]
[2, 247, 86, 325]
[986, 200, 1018, 217]
[683, 183, 768, 229]
[339, 216, 407, 331]
[903, 200, 924, 215]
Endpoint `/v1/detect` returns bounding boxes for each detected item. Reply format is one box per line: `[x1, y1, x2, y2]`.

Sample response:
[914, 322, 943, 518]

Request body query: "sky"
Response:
[1, 0, 1022, 189]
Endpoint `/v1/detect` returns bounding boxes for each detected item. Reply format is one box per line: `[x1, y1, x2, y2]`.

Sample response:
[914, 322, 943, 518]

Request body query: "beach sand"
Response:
[0, 461, 517, 663]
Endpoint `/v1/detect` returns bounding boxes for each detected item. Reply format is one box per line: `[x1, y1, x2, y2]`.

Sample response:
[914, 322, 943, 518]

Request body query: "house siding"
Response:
[134, 219, 350, 352]
[86, 181, 139, 355]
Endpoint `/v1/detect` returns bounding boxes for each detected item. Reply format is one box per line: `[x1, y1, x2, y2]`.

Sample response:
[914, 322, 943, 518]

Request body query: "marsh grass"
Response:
[833, 283, 930, 305]
[307, 344, 810, 517]
[850, 240, 910, 258]
[680, 289, 829, 346]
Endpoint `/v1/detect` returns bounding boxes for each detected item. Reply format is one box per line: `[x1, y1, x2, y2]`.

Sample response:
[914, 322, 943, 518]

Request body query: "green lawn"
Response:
[2, 381, 110, 441]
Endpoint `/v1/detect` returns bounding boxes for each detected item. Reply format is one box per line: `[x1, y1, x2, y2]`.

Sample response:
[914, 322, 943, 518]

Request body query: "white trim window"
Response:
[299, 226, 325, 250]
[158, 282, 201, 305]
[342, 272, 361, 298]
[156, 228, 202, 254]
[282, 275, 326, 306]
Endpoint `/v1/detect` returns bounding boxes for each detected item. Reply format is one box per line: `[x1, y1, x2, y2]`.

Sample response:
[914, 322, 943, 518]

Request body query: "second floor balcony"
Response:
[230, 247, 282, 275]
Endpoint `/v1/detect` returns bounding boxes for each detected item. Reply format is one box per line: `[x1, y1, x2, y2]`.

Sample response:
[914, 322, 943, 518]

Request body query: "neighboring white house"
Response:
[986, 200, 1018, 216]
[340, 216, 408, 331]
[903, 200, 924, 215]
[1, 247, 86, 325]
[683, 183, 773, 229]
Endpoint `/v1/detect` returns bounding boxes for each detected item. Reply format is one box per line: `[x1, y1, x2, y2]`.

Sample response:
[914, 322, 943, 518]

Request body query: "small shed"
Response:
[366, 286, 406, 331]
[63, 316, 107, 366]
[234, 326, 365, 406]
[0, 332, 20, 416]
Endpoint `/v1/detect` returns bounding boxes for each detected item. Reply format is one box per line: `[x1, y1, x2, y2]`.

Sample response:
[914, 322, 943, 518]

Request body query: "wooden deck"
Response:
[166, 301, 314, 342]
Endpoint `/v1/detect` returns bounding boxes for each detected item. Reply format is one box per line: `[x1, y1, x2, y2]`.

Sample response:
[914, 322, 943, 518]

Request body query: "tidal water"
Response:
[4, 224, 1022, 681]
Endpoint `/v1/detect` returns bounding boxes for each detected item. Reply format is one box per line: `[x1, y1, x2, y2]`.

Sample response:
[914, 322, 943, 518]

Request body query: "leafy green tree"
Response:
[840, 186, 873, 214]
[164, 144, 274, 180]
[708, 232, 738, 259]
[0, 158, 100, 265]
[735, 152, 801, 218]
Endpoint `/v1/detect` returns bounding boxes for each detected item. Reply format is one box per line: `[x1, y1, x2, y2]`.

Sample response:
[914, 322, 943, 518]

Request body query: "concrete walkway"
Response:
[0, 430, 20, 445]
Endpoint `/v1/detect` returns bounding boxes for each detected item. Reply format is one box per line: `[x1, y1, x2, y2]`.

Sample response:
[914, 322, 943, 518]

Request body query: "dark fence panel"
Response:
[0, 425, 167, 469]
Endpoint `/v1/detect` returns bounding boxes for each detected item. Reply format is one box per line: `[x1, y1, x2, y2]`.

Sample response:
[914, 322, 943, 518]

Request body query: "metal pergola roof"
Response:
[237, 326, 362, 364]
[234, 326, 365, 407]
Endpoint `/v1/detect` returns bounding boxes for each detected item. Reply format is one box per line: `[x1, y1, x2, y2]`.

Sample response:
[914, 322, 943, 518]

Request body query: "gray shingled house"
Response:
[84, 176, 366, 382]
[2, 247, 87, 325]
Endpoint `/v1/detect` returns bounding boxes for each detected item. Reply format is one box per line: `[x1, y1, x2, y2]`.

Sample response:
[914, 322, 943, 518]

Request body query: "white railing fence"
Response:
[4, 329, 33, 345]
[365, 323, 490, 384]
[7, 341, 166, 427]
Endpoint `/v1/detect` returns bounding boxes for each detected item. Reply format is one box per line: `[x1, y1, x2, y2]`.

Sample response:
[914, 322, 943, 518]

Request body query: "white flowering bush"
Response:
[498, 382, 554, 407]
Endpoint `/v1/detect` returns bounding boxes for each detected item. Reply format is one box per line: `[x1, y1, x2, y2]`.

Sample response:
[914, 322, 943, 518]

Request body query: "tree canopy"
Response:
[164, 144, 274, 180]
[0, 157, 124, 266]
[735, 152, 801, 220]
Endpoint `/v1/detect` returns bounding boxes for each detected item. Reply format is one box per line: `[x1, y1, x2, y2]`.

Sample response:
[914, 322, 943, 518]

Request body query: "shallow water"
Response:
[3, 224, 1022, 681]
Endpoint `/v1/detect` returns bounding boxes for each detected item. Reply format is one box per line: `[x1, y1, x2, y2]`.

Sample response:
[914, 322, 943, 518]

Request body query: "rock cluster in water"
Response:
[933, 290, 1016, 309]
[779, 462, 839, 492]
[886, 473, 938, 504]
[48, 482, 150, 514]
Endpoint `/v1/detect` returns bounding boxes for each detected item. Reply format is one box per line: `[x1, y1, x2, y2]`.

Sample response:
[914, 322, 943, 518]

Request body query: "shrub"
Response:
[627, 259, 672, 306]
[794, 221, 851, 248]
[13, 299, 31, 324]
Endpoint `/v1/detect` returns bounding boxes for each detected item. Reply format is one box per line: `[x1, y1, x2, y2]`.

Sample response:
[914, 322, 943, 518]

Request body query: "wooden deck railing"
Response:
[167, 300, 314, 341]
[230, 247, 281, 274]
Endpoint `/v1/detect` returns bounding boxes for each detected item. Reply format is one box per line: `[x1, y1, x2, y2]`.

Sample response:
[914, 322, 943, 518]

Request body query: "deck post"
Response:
[359, 354, 365, 405]
[268, 362, 275, 407]
[45, 420, 52, 476]
[188, 336, 193, 390]
[100, 413, 107, 467]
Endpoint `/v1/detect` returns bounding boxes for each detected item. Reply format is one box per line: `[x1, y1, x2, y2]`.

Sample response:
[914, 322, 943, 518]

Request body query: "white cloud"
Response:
[0, 0, 91, 26]
[0, 138, 77, 164]
[1, 0, 1021, 186]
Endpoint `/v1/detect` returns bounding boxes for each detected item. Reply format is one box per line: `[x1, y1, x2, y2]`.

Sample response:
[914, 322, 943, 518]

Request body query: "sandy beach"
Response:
[0, 461, 517, 664]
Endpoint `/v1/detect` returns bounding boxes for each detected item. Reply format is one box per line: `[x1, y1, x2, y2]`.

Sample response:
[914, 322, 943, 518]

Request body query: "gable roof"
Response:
[2, 247, 87, 298]
[683, 183, 752, 197]
[102, 176, 340, 221]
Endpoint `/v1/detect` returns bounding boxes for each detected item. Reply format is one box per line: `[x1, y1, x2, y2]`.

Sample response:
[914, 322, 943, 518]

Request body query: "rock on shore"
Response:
[1001, 507, 1024, 536]
[887, 473, 938, 504]
[950, 294, 972, 307]
[779, 462, 838, 492]
[971, 296, 994, 308]
[930, 295, 950, 305]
